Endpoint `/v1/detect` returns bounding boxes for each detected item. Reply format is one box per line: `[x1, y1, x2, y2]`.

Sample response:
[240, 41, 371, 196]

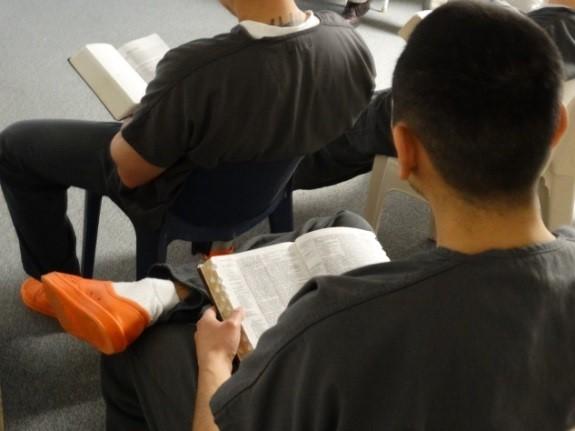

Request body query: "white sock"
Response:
[113, 278, 180, 324]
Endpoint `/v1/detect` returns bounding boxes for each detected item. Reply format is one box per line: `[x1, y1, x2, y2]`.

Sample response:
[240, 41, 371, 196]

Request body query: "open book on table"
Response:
[198, 227, 389, 359]
[69, 33, 169, 120]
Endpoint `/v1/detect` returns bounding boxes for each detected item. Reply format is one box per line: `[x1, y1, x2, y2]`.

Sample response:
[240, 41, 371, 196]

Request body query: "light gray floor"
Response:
[0, 0, 432, 429]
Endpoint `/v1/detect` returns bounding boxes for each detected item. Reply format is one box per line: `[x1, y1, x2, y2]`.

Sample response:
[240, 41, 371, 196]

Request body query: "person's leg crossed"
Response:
[0, 120, 120, 277]
[101, 323, 199, 431]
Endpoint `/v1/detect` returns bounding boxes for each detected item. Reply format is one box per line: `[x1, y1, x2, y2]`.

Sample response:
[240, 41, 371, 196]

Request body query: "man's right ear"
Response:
[392, 122, 419, 180]
[550, 103, 568, 150]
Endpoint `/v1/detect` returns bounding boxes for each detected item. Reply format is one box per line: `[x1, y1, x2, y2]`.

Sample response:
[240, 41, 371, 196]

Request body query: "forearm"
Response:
[192, 363, 231, 431]
[109, 125, 165, 188]
[192, 307, 243, 430]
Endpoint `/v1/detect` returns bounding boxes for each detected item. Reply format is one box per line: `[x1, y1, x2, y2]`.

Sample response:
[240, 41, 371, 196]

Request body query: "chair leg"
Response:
[81, 192, 103, 278]
[269, 189, 294, 233]
[538, 177, 550, 227]
[547, 174, 575, 230]
[135, 229, 168, 280]
[364, 155, 389, 232]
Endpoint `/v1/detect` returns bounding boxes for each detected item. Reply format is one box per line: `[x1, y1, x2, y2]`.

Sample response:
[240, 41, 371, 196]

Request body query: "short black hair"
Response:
[392, 1, 563, 203]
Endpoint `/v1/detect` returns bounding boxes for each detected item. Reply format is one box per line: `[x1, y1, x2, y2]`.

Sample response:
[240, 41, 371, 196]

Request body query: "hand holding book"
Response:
[199, 227, 389, 359]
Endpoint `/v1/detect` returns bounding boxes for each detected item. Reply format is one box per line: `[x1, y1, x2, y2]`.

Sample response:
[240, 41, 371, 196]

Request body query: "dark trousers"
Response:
[101, 210, 373, 431]
[0, 120, 123, 279]
[293, 88, 396, 190]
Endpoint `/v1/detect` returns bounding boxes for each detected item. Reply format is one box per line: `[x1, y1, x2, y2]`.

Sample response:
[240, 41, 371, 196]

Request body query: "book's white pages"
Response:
[69, 33, 169, 120]
[70, 44, 147, 120]
[118, 33, 169, 83]
[294, 227, 389, 276]
[201, 227, 389, 355]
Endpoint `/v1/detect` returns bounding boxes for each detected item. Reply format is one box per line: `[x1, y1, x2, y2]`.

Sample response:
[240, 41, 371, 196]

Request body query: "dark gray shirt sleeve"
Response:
[121, 48, 194, 168]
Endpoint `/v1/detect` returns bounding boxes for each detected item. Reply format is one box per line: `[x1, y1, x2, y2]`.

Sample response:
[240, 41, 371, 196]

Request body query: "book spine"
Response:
[201, 262, 253, 359]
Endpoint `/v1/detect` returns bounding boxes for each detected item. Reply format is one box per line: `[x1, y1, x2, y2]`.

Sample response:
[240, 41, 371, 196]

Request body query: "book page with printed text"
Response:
[294, 227, 389, 277]
[69, 43, 147, 120]
[118, 33, 169, 83]
[208, 242, 311, 347]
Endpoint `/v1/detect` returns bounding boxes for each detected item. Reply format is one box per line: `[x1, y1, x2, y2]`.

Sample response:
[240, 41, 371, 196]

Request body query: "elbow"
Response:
[116, 168, 145, 189]
[109, 133, 164, 189]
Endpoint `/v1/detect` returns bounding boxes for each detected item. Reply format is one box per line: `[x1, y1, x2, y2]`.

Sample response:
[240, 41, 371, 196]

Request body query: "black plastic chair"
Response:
[81, 157, 302, 279]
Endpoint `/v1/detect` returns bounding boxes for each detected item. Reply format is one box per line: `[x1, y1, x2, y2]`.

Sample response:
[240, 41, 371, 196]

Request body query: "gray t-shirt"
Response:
[211, 228, 575, 430]
[118, 11, 375, 228]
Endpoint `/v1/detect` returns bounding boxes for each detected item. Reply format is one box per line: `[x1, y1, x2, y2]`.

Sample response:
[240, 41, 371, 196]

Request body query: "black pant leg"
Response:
[235, 209, 373, 251]
[293, 89, 396, 190]
[101, 323, 199, 431]
[0, 119, 121, 278]
[102, 353, 150, 431]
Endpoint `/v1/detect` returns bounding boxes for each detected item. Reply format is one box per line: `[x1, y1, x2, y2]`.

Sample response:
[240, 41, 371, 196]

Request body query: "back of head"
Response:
[392, 1, 563, 204]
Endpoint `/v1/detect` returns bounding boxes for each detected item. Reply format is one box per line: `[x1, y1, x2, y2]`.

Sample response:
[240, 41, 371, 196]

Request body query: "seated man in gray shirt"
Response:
[25, 1, 575, 429]
[0, 0, 374, 290]
[293, 0, 575, 190]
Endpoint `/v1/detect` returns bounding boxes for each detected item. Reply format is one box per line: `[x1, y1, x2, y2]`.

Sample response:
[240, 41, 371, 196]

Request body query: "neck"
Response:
[235, 0, 306, 25]
[431, 193, 555, 254]
[547, 0, 575, 8]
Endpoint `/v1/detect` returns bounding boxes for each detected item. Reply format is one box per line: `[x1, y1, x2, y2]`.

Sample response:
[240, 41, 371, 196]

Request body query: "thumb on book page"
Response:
[227, 307, 245, 325]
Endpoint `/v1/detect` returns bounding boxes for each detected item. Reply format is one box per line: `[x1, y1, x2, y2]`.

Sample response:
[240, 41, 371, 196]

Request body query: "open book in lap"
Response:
[69, 34, 169, 120]
[198, 227, 389, 358]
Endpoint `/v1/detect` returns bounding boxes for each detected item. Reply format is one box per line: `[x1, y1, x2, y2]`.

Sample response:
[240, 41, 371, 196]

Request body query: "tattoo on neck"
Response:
[270, 12, 305, 27]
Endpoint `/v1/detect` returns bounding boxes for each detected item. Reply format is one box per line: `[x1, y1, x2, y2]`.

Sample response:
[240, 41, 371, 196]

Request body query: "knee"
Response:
[333, 210, 373, 232]
[0, 121, 32, 168]
[0, 120, 32, 144]
[100, 351, 132, 401]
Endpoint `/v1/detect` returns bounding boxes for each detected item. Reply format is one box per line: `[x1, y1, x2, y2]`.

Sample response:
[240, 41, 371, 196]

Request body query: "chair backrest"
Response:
[545, 79, 575, 177]
[168, 157, 302, 238]
[81, 157, 302, 279]
[0, 382, 4, 431]
[538, 79, 575, 228]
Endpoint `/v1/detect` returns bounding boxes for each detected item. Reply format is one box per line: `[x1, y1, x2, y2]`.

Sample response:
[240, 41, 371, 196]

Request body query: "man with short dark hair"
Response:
[29, 2, 575, 429]
[294, 0, 575, 190]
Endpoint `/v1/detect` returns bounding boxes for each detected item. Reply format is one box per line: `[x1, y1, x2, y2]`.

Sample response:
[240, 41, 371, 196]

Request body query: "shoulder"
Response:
[132, 29, 258, 113]
[155, 13, 359, 80]
[314, 10, 354, 27]
[150, 29, 254, 86]
[313, 10, 370, 48]
[554, 225, 575, 242]
[144, 16, 368, 96]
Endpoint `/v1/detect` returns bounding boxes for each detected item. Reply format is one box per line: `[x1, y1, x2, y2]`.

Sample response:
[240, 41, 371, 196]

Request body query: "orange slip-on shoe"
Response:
[42, 272, 151, 355]
[21, 277, 55, 317]
[206, 246, 235, 258]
